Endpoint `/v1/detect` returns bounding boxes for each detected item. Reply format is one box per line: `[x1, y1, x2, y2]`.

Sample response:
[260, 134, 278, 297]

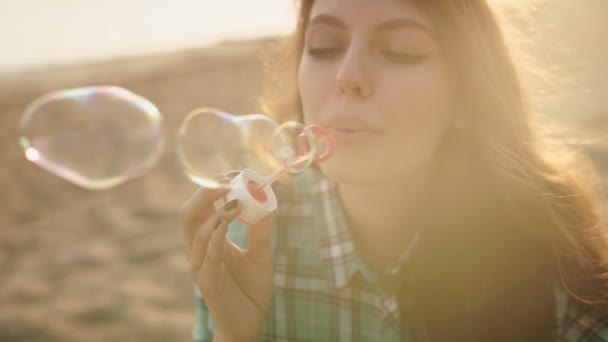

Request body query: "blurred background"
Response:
[0, 1, 606, 341]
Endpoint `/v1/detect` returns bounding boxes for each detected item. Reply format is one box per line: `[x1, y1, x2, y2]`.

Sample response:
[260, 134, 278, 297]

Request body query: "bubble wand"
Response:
[222, 124, 335, 224]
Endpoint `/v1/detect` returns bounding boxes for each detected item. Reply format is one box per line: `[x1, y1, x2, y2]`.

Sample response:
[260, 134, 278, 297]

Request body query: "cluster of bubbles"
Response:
[19, 86, 332, 190]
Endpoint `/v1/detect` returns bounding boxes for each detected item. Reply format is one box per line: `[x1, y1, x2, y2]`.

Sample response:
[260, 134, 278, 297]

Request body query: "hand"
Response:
[180, 186, 275, 341]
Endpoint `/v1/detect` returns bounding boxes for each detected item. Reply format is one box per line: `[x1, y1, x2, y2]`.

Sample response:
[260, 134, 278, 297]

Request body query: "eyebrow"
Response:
[308, 14, 434, 38]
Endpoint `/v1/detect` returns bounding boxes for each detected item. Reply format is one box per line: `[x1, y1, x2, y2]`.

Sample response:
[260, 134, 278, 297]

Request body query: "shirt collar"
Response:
[311, 167, 420, 289]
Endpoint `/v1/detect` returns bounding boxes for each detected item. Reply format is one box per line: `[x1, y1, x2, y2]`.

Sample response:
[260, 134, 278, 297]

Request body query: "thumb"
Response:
[246, 213, 275, 264]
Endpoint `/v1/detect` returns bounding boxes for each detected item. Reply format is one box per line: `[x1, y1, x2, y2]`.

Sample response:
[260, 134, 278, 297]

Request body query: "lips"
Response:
[323, 116, 384, 134]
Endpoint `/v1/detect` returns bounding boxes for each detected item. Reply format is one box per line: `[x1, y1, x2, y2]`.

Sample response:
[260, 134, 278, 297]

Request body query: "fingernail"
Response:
[225, 170, 240, 178]
[223, 199, 239, 211]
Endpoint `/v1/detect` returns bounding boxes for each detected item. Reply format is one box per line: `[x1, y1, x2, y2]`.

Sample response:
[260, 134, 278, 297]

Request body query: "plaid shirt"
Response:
[193, 167, 608, 341]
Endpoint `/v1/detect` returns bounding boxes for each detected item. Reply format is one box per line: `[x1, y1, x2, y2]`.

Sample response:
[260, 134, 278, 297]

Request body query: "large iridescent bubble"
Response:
[19, 86, 165, 190]
[177, 108, 334, 189]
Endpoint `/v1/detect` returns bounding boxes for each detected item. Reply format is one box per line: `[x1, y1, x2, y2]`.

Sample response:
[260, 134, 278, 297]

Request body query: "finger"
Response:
[213, 170, 240, 183]
[189, 215, 223, 273]
[216, 178, 232, 186]
[180, 187, 228, 246]
[246, 212, 276, 264]
[212, 175, 231, 186]
[198, 218, 229, 294]
[222, 237, 246, 274]
[189, 199, 242, 268]
[221, 170, 241, 180]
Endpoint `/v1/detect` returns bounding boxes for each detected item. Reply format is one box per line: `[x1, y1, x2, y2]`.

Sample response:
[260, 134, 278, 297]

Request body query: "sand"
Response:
[0, 39, 272, 341]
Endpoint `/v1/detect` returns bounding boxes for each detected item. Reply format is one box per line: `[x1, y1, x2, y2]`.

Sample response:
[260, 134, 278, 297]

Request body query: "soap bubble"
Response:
[177, 108, 281, 189]
[19, 86, 165, 190]
[177, 109, 334, 189]
[271, 121, 318, 174]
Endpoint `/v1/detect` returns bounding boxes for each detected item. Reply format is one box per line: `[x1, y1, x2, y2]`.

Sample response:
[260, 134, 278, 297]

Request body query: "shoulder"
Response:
[556, 287, 608, 341]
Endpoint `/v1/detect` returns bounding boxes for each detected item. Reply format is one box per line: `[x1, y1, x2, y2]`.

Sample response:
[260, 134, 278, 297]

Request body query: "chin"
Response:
[317, 157, 380, 186]
[317, 148, 437, 187]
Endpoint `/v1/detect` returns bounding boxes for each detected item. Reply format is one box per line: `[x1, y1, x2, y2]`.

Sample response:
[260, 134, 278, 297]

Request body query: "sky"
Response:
[0, 0, 296, 73]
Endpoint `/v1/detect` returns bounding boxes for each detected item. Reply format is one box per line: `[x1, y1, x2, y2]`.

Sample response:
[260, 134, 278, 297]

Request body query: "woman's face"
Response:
[298, 0, 456, 185]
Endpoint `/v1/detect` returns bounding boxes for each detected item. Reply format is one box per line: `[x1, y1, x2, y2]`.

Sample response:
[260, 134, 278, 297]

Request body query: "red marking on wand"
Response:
[247, 180, 268, 203]
[254, 165, 288, 194]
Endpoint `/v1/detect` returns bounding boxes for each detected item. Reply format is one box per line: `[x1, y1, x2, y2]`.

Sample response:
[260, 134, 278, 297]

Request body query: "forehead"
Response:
[309, 0, 432, 30]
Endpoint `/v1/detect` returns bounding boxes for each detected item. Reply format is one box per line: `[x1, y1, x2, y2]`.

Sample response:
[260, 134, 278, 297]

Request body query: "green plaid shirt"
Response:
[193, 167, 608, 341]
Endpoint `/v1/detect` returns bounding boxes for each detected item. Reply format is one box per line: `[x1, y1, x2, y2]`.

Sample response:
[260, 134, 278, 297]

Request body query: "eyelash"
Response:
[305, 47, 428, 65]
[382, 50, 428, 64]
[306, 47, 345, 58]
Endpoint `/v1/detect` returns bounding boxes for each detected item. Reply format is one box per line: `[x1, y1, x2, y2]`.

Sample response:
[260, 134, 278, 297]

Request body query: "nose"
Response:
[336, 49, 371, 99]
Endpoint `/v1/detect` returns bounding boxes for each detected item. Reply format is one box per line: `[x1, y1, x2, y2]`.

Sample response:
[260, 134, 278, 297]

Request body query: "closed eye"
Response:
[306, 47, 345, 59]
[382, 50, 428, 65]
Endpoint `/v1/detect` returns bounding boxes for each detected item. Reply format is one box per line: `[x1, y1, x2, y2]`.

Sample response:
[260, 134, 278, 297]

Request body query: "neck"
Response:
[337, 168, 432, 272]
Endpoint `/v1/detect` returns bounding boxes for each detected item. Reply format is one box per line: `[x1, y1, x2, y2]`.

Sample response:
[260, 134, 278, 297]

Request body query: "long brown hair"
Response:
[259, 0, 608, 340]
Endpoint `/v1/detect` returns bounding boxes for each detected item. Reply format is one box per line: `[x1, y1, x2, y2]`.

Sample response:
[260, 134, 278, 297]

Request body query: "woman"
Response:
[180, 0, 608, 340]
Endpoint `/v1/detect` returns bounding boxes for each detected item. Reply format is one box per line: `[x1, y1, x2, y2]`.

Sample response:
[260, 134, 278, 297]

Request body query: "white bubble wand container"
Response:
[215, 125, 335, 225]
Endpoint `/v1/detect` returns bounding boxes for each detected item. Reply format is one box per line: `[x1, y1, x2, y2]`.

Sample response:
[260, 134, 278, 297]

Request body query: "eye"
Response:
[306, 47, 345, 59]
[382, 50, 428, 65]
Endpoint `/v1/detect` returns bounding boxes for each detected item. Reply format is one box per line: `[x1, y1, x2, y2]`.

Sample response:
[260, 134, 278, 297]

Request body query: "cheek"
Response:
[377, 65, 454, 178]
[298, 60, 325, 124]
[298, 58, 339, 125]
[380, 63, 454, 135]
